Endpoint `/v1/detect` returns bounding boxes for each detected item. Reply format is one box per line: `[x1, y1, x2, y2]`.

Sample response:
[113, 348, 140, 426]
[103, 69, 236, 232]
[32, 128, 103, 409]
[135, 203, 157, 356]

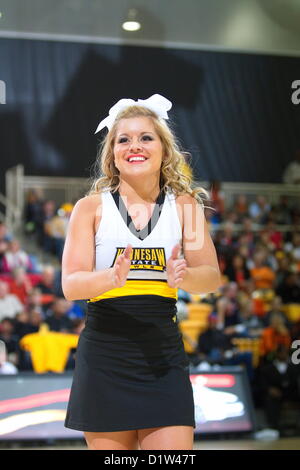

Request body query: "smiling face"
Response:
[113, 116, 164, 181]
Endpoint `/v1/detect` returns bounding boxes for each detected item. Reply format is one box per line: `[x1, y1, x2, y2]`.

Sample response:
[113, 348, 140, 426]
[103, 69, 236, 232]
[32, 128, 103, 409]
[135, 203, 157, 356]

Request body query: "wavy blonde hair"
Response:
[87, 105, 210, 208]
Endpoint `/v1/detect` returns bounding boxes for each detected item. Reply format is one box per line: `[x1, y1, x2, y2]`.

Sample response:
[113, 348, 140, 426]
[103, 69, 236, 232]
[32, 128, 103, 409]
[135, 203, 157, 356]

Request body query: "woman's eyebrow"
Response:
[117, 131, 155, 137]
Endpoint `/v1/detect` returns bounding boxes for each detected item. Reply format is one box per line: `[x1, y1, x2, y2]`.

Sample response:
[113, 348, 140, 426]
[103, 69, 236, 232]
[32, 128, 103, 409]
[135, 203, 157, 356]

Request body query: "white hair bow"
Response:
[94, 93, 172, 134]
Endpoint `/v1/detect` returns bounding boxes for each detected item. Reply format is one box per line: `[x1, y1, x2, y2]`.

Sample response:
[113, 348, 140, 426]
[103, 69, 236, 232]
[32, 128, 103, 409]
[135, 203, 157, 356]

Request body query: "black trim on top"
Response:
[110, 189, 166, 241]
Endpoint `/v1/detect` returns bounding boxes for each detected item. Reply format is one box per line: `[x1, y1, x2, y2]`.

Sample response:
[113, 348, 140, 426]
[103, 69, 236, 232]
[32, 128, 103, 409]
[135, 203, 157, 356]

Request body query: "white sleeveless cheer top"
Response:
[89, 187, 182, 302]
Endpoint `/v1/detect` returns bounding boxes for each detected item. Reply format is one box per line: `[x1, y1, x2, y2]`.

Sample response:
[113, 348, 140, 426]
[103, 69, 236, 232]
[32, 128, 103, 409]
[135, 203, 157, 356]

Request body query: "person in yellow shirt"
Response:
[19, 323, 79, 373]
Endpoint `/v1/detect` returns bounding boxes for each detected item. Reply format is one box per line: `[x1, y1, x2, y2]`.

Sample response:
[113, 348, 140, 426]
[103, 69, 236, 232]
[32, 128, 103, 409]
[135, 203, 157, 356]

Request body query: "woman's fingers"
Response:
[174, 261, 187, 270]
[112, 247, 133, 287]
[171, 243, 181, 260]
[166, 249, 187, 288]
[124, 244, 133, 259]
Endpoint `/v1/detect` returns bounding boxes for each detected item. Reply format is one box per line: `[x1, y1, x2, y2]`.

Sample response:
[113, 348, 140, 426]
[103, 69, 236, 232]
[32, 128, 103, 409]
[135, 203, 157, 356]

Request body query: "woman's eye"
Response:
[118, 137, 128, 143]
[141, 135, 153, 141]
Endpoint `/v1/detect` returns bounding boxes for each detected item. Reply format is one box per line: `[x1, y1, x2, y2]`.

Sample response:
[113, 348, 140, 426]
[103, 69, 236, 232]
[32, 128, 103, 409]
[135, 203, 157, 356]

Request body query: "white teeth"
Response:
[128, 157, 146, 162]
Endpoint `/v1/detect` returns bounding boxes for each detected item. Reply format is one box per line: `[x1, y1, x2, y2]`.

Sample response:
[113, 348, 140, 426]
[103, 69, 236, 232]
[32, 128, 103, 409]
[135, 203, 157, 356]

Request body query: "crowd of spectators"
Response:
[0, 184, 300, 434]
[0, 218, 86, 374]
[178, 183, 300, 432]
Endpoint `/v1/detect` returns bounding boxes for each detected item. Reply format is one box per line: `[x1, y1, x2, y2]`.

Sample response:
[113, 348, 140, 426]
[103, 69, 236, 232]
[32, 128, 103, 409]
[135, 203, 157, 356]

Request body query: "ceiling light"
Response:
[122, 8, 141, 32]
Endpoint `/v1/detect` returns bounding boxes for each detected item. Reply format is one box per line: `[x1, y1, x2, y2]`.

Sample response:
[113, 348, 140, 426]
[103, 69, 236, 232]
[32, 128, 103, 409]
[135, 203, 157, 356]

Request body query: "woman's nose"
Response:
[129, 138, 142, 152]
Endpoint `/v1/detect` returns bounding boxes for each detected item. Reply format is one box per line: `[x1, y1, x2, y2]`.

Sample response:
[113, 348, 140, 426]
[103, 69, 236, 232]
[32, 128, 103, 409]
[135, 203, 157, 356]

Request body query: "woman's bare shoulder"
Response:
[175, 193, 199, 209]
[73, 193, 102, 211]
[71, 193, 102, 233]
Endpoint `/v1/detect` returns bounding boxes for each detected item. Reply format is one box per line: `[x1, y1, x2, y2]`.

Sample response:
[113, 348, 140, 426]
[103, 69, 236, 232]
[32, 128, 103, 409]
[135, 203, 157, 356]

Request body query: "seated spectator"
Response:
[44, 203, 73, 260]
[213, 228, 236, 268]
[225, 210, 239, 225]
[0, 281, 24, 321]
[216, 283, 241, 330]
[260, 313, 291, 361]
[19, 321, 80, 373]
[261, 220, 283, 251]
[223, 254, 250, 289]
[249, 195, 271, 224]
[25, 287, 44, 314]
[35, 265, 62, 308]
[36, 265, 57, 295]
[282, 149, 300, 184]
[0, 317, 19, 358]
[276, 272, 300, 304]
[196, 313, 253, 381]
[219, 222, 237, 248]
[263, 296, 291, 329]
[9, 267, 33, 305]
[24, 188, 45, 236]
[259, 345, 300, 431]
[214, 297, 245, 340]
[242, 277, 257, 298]
[14, 309, 43, 339]
[233, 194, 249, 222]
[197, 313, 232, 362]
[238, 299, 264, 338]
[1, 239, 33, 273]
[36, 199, 56, 250]
[256, 243, 278, 272]
[240, 218, 258, 248]
[250, 250, 276, 290]
[237, 242, 252, 267]
[44, 298, 74, 332]
[0, 340, 18, 374]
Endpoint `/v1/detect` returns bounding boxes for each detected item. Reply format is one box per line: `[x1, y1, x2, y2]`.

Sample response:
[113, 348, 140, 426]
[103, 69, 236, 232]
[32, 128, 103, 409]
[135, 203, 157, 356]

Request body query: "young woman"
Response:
[62, 94, 221, 450]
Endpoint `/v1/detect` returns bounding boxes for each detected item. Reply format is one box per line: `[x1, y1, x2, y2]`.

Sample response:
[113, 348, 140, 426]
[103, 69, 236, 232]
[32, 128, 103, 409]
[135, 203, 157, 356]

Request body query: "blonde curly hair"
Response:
[87, 105, 210, 208]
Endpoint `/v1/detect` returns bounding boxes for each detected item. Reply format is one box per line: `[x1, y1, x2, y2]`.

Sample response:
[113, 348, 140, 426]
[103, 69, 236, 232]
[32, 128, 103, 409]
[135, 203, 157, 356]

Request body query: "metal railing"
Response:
[0, 165, 24, 232]
[0, 164, 299, 234]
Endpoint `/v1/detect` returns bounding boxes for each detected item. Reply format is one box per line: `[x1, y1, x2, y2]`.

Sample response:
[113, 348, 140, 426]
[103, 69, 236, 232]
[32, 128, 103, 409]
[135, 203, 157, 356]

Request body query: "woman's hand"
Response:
[166, 243, 187, 288]
[111, 244, 133, 288]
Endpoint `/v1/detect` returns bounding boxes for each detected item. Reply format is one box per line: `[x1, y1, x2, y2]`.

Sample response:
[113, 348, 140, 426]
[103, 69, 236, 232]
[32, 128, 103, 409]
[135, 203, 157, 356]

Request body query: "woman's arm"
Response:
[177, 195, 222, 295]
[61, 196, 115, 301]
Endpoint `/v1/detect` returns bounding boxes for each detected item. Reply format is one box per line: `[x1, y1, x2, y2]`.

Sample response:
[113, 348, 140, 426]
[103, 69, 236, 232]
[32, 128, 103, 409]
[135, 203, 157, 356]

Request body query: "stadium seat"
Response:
[231, 337, 262, 367]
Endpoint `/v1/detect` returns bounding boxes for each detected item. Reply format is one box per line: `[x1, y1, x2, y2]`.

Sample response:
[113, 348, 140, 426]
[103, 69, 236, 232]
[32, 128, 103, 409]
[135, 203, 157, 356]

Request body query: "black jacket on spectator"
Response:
[13, 322, 39, 339]
[0, 334, 19, 354]
[197, 329, 232, 355]
[45, 315, 73, 332]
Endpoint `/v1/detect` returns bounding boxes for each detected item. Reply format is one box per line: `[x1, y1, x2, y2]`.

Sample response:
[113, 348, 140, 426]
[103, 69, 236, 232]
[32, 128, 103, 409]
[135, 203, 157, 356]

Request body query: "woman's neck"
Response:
[118, 178, 161, 203]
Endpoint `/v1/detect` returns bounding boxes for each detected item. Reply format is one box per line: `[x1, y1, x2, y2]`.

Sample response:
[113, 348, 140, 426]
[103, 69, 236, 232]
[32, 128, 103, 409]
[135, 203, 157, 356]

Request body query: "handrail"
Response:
[0, 192, 22, 232]
[1, 164, 300, 235]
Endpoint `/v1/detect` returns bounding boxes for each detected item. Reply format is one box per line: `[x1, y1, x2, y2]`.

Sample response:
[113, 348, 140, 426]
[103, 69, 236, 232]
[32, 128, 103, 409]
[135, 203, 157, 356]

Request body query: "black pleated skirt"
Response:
[64, 295, 195, 432]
